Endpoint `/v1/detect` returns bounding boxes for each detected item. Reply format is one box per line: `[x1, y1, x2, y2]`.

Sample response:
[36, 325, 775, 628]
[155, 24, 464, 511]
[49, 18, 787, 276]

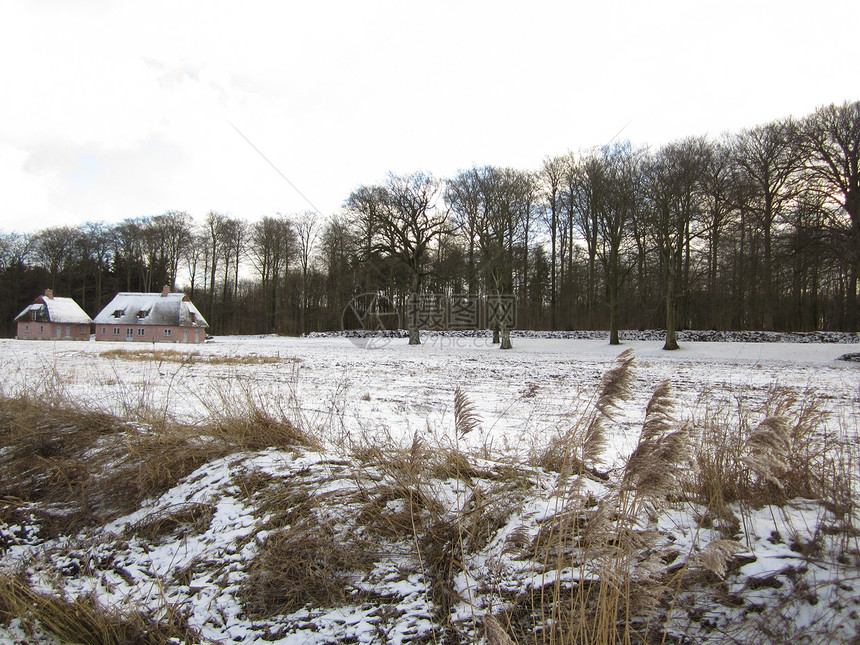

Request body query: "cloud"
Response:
[0, 0, 857, 233]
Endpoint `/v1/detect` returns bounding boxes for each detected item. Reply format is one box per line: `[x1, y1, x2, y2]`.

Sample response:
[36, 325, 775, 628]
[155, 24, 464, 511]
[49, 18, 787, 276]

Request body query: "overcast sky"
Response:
[1, 0, 857, 234]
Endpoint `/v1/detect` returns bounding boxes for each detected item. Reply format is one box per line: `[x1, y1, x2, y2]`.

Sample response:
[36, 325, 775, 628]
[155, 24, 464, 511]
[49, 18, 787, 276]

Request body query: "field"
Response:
[1, 333, 858, 644]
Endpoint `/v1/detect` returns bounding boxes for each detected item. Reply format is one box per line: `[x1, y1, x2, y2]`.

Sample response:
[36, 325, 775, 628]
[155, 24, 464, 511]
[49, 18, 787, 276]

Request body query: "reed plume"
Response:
[454, 387, 481, 440]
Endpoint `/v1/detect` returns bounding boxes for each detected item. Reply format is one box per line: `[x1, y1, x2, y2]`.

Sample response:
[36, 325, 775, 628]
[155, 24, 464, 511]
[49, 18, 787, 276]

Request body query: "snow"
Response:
[13, 296, 92, 324]
[0, 333, 858, 644]
[4, 333, 847, 467]
[92, 292, 208, 327]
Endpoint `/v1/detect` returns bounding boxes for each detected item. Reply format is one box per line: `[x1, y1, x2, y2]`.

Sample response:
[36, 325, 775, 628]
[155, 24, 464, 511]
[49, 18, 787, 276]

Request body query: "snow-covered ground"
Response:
[1, 334, 858, 644]
[1, 334, 857, 463]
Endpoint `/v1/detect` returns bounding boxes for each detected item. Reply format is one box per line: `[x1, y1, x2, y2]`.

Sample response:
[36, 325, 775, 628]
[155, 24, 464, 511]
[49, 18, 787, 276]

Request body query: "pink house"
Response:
[93, 286, 209, 343]
[14, 289, 92, 340]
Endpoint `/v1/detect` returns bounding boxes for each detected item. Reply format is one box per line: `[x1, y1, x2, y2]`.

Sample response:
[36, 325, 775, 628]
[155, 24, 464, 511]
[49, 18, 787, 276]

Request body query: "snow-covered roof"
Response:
[93, 292, 208, 328]
[14, 295, 92, 324]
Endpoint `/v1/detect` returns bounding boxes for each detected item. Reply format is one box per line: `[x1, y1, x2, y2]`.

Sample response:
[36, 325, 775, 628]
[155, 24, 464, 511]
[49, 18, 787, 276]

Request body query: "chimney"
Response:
[44, 288, 54, 299]
[161, 285, 170, 297]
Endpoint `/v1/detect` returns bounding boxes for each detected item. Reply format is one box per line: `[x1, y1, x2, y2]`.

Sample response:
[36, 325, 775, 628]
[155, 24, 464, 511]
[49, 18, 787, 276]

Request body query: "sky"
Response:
[1, 0, 858, 234]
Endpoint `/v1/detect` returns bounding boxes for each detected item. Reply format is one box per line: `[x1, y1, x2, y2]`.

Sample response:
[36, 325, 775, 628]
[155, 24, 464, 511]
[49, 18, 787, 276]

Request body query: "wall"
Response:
[94, 325, 204, 343]
[17, 322, 90, 341]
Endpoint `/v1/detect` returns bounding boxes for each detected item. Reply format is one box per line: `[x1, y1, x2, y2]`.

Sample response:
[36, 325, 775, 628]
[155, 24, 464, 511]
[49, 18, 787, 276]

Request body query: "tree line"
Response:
[1, 101, 857, 345]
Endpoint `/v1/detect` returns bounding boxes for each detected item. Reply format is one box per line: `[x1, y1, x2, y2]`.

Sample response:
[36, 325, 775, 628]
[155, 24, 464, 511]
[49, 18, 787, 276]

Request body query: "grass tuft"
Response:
[242, 514, 375, 616]
[0, 573, 200, 645]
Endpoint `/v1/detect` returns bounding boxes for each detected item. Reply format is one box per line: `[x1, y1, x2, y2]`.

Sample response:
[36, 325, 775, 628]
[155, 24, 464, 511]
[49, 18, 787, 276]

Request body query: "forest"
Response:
[1, 101, 858, 340]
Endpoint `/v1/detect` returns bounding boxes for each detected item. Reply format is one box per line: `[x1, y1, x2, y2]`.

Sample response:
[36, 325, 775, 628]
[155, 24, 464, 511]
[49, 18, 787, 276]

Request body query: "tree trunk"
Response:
[550, 203, 557, 331]
[608, 268, 620, 345]
[500, 325, 512, 349]
[408, 274, 420, 345]
[664, 269, 679, 350]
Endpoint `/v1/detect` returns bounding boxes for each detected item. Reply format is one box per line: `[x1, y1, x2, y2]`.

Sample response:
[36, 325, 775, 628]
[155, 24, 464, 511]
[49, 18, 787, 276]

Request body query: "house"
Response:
[93, 286, 208, 343]
[14, 289, 92, 340]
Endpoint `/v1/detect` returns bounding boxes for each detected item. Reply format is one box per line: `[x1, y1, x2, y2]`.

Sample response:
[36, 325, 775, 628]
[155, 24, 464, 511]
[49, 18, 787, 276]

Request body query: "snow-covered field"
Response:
[1, 334, 859, 644]
[1, 334, 857, 462]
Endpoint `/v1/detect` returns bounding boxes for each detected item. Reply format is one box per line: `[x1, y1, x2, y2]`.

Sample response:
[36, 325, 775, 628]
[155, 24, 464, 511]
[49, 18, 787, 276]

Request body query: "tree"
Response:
[647, 137, 709, 350]
[801, 101, 860, 329]
[250, 215, 295, 333]
[473, 167, 532, 348]
[699, 139, 735, 328]
[0, 231, 36, 335]
[597, 143, 643, 345]
[540, 156, 566, 330]
[203, 211, 229, 326]
[446, 168, 484, 296]
[184, 229, 206, 300]
[154, 211, 192, 291]
[113, 219, 143, 292]
[217, 217, 248, 333]
[295, 212, 319, 335]
[34, 226, 78, 292]
[563, 151, 602, 328]
[318, 215, 358, 330]
[733, 119, 803, 330]
[347, 172, 448, 345]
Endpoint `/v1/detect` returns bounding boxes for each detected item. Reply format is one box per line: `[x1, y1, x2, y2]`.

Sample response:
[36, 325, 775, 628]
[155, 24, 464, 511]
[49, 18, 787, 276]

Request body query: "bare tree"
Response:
[184, 229, 206, 300]
[540, 155, 566, 330]
[250, 215, 295, 333]
[34, 226, 78, 291]
[801, 101, 860, 329]
[347, 172, 448, 345]
[204, 211, 229, 324]
[446, 168, 484, 296]
[563, 151, 602, 328]
[733, 119, 803, 329]
[295, 211, 319, 335]
[647, 137, 709, 350]
[318, 214, 358, 329]
[483, 168, 533, 348]
[153, 210, 192, 290]
[596, 142, 643, 345]
[699, 139, 735, 327]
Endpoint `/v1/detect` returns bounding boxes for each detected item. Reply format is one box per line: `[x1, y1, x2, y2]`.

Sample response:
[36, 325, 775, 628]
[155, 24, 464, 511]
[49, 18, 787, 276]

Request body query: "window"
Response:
[39, 325, 44, 333]
[80, 326, 88, 334]
[102, 327, 106, 334]
[137, 328, 145, 336]
[137, 310, 147, 319]
[113, 327, 120, 336]
[190, 312, 196, 323]
[164, 328, 172, 337]
[126, 328, 133, 338]
[24, 324, 29, 332]
[112, 310, 123, 318]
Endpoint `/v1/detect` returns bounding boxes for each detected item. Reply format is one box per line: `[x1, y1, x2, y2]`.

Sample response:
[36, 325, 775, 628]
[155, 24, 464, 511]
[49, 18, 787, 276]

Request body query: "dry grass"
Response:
[0, 389, 317, 539]
[242, 514, 375, 617]
[0, 573, 200, 645]
[99, 347, 290, 365]
[537, 349, 636, 479]
[688, 387, 842, 517]
[129, 502, 215, 542]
